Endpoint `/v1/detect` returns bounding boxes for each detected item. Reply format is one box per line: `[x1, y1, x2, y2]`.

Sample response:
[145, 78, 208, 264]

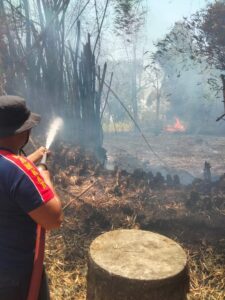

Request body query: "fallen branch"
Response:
[62, 180, 98, 211]
[216, 113, 225, 122]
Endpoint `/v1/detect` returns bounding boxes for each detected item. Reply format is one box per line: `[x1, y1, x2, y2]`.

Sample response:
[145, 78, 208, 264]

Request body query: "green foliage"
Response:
[201, 2, 225, 49]
[103, 121, 132, 132]
[185, 2, 225, 70]
[155, 1, 225, 73]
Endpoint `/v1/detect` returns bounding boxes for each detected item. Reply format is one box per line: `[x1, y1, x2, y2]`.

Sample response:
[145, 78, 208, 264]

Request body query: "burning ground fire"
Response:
[165, 117, 186, 133]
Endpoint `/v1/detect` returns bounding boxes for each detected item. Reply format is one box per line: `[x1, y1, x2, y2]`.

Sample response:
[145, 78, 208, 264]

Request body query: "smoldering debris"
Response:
[44, 142, 225, 300]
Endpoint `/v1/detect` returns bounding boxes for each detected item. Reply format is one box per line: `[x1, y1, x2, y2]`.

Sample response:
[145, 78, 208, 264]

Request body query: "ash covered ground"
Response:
[42, 133, 225, 300]
[104, 132, 225, 184]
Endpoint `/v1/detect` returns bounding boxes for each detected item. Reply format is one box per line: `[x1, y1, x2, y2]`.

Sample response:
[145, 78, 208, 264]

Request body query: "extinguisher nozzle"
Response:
[40, 152, 47, 164]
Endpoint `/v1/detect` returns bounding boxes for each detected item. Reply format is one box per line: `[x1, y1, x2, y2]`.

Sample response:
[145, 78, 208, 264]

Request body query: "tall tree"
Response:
[153, 20, 223, 133]
[155, 1, 225, 121]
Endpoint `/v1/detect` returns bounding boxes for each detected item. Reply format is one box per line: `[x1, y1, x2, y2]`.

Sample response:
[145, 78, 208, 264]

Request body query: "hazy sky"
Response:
[146, 0, 211, 43]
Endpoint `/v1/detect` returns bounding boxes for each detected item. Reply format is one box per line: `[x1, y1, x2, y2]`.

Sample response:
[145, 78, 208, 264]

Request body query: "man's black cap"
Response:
[0, 95, 41, 138]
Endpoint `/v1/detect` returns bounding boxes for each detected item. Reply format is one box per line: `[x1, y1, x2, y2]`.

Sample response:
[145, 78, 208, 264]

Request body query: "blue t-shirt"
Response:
[0, 149, 54, 275]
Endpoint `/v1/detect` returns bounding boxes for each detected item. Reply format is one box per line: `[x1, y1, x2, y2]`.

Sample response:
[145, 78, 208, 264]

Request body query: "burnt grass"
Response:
[44, 143, 225, 300]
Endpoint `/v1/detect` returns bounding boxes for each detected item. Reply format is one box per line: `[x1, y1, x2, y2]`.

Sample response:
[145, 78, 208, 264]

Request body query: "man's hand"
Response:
[28, 147, 50, 163]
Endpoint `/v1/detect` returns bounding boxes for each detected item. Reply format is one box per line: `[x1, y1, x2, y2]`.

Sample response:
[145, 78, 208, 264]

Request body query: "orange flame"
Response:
[165, 118, 186, 132]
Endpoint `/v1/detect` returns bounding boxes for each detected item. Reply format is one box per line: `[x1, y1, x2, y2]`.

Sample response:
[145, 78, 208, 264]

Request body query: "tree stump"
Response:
[86, 229, 189, 300]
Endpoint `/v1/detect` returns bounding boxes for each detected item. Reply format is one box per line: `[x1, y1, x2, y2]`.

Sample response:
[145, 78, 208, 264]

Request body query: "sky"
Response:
[145, 0, 211, 46]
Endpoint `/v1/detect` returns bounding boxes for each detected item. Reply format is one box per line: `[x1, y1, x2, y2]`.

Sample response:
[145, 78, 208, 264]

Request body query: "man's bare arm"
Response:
[28, 147, 50, 163]
[28, 169, 63, 230]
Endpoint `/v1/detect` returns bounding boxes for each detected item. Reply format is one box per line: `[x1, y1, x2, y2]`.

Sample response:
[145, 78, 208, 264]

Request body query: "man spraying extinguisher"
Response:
[0, 95, 63, 300]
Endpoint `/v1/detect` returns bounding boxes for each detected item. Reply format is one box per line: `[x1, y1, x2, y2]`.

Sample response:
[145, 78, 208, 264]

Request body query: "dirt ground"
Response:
[44, 133, 225, 300]
[104, 132, 225, 183]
